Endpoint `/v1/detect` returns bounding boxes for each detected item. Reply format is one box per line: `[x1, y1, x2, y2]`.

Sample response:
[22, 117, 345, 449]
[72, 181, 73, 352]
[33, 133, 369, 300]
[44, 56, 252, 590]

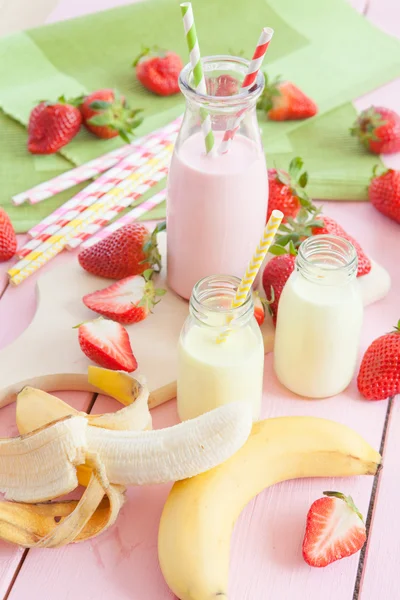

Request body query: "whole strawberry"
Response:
[78, 222, 165, 280]
[368, 166, 400, 224]
[133, 47, 183, 96]
[83, 270, 166, 325]
[28, 97, 82, 154]
[267, 157, 311, 222]
[311, 216, 372, 277]
[351, 106, 400, 154]
[262, 250, 296, 325]
[0, 209, 17, 261]
[258, 74, 318, 121]
[81, 89, 143, 143]
[357, 320, 400, 401]
[303, 491, 366, 567]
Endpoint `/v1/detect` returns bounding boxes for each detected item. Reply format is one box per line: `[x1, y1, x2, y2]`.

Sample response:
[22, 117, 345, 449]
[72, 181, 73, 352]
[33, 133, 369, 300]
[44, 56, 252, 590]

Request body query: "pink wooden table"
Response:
[0, 0, 399, 598]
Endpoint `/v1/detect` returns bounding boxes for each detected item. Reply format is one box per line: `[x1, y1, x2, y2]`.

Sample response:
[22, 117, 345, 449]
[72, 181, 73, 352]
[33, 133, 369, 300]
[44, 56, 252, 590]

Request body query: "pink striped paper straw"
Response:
[218, 27, 273, 155]
[66, 169, 168, 250]
[27, 118, 180, 238]
[80, 189, 167, 250]
[17, 148, 170, 259]
[28, 122, 179, 244]
[13, 117, 182, 207]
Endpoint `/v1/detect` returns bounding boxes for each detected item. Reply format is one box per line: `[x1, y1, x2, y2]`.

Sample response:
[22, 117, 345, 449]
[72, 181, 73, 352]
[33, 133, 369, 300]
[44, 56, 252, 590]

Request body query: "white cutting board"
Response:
[0, 232, 390, 408]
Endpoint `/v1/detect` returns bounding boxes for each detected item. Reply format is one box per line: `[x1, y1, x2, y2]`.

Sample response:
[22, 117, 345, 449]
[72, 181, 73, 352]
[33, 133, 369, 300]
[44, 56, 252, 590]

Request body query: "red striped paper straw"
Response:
[13, 117, 182, 207]
[218, 27, 273, 154]
[66, 169, 168, 250]
[80, 189, 167, 250]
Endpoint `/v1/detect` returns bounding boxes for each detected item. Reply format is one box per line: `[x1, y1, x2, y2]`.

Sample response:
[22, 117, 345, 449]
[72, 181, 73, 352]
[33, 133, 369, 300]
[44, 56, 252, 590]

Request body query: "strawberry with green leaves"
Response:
[81, 89, 143, 143]
[351, 106, 400, 155]
[357, 320, 400, 401]
[133, 47, 183, 96]
[258, 74, 318, 121]
[28, 96, 82, 154]
[83, 270, 166, 325]
[78, 222, 165, 280]
[368, 165, 400, 224]
[267, 157, 312, 222]
[303, 491, 366, 568]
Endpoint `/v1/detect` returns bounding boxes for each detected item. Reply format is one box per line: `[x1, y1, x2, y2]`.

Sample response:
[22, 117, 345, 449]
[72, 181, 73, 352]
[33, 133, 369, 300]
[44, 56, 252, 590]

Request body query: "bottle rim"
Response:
[178, 55, 265, 109]
[297, 235, 358, 283]
[189, 274, 254, 328]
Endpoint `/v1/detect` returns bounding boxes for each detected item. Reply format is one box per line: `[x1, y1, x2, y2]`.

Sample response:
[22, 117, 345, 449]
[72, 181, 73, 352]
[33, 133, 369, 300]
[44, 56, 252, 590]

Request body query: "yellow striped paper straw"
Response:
[216, 209, 283, 343]
[8, 145, 173, 286]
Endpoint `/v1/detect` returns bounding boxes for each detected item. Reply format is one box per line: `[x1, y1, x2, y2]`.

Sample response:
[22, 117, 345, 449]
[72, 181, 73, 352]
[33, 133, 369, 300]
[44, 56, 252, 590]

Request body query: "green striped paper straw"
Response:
[181, 2, 215, 155]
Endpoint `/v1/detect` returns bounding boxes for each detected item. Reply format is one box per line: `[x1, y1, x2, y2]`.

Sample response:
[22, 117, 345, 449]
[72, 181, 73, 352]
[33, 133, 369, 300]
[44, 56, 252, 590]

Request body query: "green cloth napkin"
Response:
[0, 0, 400, 231]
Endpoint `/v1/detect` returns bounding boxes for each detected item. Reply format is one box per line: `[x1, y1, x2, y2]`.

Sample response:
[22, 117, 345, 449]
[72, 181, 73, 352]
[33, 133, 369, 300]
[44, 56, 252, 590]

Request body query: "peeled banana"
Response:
[158, 416, 381, 600]
[0, 367, 253, 548]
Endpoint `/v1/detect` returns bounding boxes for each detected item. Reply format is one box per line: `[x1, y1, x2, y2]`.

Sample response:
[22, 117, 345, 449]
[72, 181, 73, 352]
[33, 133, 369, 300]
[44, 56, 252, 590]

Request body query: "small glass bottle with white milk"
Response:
[274, 235, 363, 398]
[177, 275, 264, 421]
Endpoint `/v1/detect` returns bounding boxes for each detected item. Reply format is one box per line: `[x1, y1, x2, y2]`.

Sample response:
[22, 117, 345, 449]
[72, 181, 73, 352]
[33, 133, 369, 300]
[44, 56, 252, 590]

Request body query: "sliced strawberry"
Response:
[77, 318, 137, 372]
[83, 270, 166, 325]
[303, 491, 366, 568]
[252, 291, 265, 326]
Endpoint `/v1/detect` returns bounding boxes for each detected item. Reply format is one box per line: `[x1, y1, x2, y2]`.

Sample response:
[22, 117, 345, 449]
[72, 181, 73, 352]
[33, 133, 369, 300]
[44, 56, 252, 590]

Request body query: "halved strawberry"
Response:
[77, 318, 137, 372]
[83, 270, 166, 325]
[302, 491, 366, 568]
[252, 291, 265, 326]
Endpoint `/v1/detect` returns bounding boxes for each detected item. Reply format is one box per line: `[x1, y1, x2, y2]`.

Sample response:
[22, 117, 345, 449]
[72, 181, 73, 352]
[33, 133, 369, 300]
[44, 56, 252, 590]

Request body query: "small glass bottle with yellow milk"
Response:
[177, 275, 264, 421]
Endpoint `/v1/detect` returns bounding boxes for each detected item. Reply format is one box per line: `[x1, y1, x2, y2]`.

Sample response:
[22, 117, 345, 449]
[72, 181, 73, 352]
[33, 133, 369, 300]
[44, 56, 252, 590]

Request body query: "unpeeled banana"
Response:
[158, 416, 381, 600]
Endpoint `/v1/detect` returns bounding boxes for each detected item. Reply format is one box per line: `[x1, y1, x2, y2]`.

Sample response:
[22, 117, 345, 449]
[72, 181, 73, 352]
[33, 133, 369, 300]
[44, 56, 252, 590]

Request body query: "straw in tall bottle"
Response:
[216, 209, 283, 343]
[181, 2, 215, 155]
[218, 27, 274, 155]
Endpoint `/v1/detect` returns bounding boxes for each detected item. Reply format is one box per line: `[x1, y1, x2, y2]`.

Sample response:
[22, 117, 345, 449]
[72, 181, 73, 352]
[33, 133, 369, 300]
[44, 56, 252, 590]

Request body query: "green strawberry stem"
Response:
[138, 268, 166, 312]
[257, 72, 282, 114]
[142, 222, 166, 272]
[323, 491, 364, 523]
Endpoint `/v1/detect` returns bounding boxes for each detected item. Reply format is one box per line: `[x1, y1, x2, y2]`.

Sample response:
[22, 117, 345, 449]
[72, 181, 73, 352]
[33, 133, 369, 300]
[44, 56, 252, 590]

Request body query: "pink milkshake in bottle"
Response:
[167, 56, 268, 299]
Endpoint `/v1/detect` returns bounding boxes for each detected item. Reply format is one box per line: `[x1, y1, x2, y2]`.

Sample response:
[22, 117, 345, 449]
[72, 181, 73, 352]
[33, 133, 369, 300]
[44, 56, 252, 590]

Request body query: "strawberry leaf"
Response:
[269, 244, 289, 256]
[288, 157, 303, 180]
[89, 100, 112, 110]
[88, 113, 112, 126]
[298, 171, 308, 188]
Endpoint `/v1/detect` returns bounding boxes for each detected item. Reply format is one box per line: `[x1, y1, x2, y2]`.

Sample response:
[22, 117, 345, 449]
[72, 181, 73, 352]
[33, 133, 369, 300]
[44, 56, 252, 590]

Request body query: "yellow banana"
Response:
[158, 416, 381, 600]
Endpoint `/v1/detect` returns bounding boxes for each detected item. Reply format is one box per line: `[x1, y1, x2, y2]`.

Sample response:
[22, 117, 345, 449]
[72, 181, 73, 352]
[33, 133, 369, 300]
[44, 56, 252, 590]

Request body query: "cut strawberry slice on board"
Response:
[77, 318, 138, 372]
[302, 491, 366, 568]
[83, 271, 166, 325]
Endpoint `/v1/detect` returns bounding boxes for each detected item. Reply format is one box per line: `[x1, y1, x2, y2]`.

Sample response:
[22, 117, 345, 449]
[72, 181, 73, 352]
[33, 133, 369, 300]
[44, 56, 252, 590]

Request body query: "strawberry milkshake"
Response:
[167, 57, 268, 299]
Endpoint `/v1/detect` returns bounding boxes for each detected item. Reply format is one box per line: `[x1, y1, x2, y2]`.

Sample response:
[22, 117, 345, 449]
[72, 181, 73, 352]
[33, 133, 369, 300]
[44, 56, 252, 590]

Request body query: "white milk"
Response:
[274, 236, 363, 398]
[177, 275, 264, 421]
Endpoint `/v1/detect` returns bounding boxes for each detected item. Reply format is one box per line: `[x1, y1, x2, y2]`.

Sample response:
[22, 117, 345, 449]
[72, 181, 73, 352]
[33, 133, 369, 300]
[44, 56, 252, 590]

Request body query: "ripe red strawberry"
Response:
[252, 291, 265, 326]
[83, 270, 166, 325]
[28, 98, 82, 154]
[311, 216, 371, 277]
[303, 491, 366, 568]
[133, 47, 183, 96]
[77, 318, 137, 372]
[357, 320, 400, 401]
[262, 252, 296, 325]
[80, 89, 142, 143]
[368, 166, 400, 224]
[0, 209, 17, 262]
[258, 74, 318, 121]
[350, 106, 400, 154]
[78, 222, 165, 280]
[267, 157, 311, 222]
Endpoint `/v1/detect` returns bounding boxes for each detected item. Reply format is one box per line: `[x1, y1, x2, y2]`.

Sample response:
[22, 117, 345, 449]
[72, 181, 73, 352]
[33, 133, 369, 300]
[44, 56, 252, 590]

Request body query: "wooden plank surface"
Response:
[0, 0, 399, 597]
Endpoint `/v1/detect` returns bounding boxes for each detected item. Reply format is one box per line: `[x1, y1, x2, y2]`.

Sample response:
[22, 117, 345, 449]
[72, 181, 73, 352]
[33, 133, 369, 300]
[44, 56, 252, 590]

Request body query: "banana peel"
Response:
[0, 367, 253, 549]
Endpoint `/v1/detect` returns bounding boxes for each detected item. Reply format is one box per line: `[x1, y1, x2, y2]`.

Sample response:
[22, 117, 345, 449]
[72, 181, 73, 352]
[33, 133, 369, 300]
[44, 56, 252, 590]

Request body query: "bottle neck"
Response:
[189, 275, 254, 328]
[296, 235, 358, 285]
[179, 55, 265, 115]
